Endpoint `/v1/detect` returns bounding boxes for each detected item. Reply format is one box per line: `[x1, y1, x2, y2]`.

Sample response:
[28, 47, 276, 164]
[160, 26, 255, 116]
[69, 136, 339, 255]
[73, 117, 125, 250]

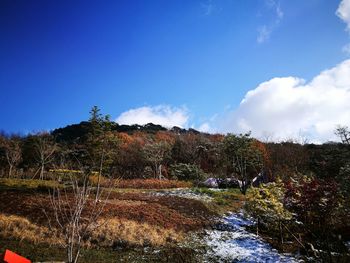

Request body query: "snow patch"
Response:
[202, 213, 302, 262]
[152, 188, 213, 201]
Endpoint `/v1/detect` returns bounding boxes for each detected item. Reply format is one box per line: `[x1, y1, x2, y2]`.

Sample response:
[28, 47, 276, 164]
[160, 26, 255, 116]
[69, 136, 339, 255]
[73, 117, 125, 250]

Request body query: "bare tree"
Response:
[143, 142, 171, 179]
[34, 133, 57, 180]
[48, 167, 113, 263]
[94, 129, 118, 202]
[335, 125, 350, 145]
[0, 137, 22, 178]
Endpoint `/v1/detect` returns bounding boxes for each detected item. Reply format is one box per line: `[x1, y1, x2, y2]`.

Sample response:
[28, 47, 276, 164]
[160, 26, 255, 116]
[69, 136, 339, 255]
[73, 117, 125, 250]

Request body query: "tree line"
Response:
[1, 107, 349, 189]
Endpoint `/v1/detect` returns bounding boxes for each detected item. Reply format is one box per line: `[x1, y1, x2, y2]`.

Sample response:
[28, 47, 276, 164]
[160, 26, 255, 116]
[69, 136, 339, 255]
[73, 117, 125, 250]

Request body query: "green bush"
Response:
[169, 163, 206, 181]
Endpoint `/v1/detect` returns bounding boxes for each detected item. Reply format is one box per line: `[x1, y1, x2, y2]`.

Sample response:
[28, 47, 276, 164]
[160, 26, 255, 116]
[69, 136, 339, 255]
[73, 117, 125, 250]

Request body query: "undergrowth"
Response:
[192, 187, 245, 213]
[0, 178, 60, 191]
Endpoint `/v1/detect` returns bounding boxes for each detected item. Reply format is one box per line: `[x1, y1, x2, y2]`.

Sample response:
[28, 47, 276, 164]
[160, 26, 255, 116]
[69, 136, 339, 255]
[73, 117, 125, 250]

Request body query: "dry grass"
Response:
[90, 218, 183, 247]
[0, 214, 62, 245]
[0, 213, 182, 248]
[115, 179, 192, 189]
[89, 177, 191, 189]
[88, 174, 115, 187]
[0, 178, 60, 190]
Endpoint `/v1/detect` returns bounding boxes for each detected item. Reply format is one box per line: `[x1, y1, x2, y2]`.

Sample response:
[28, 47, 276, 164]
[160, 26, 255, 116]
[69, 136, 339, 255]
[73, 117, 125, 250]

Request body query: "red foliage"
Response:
[155, 131, 176, 145]
[284, 176, 340, 226]
[117, 132, 134, 148]
[132, 131, 150, 146]
[209, 134, 224, 143]
[252, 140, 270, 164]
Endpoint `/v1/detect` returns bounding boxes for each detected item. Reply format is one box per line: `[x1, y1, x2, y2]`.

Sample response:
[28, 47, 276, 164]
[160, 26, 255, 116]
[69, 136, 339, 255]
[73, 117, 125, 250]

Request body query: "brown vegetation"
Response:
[0, 189, 215, 247]
[90, 218, 183, 247]
[0, 214, 62, 245]
[88, 176, 192, 189]
[114, 179, 192, 189]
[0, 213, 182, 248]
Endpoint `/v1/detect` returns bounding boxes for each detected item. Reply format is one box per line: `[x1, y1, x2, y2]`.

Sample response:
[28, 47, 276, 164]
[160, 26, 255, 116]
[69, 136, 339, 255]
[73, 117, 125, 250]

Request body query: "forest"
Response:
[0, 106, 349, 262]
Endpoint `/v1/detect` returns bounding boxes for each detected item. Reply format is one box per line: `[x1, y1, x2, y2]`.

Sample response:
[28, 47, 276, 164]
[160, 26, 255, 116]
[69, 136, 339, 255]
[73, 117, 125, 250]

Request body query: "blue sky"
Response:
[1, 0, 350, 141]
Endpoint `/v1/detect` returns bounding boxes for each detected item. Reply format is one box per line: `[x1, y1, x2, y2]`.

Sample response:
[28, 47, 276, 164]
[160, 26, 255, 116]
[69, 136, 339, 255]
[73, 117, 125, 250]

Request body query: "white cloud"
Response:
[337, 0, 350, 31]
[276, 5, 284, 20]
[220, 59, 350, 142]
[265, 0, 284, 19]
[257, 26, 272, 43]
[115, 105, 189, 128]
[198, 122, 211, 133]
[337, 0, 350, 55]
[343, 43, 350, 55]
[200, 0, 222, 16]
[257, 0, 283, 44]
[202, 4, 213, 16]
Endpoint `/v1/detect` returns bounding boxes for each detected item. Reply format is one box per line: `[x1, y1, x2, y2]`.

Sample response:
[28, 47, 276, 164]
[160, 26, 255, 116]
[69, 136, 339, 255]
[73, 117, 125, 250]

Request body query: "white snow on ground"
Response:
[152, 188, 213, 201]
[202, 213, 302, 263]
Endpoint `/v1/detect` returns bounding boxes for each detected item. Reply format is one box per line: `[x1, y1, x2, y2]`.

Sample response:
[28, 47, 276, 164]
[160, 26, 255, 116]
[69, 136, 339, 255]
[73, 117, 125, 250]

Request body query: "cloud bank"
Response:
[221, 59, 350, 142]
[115, 59, 350, 143]
[115, 105, 189, 128]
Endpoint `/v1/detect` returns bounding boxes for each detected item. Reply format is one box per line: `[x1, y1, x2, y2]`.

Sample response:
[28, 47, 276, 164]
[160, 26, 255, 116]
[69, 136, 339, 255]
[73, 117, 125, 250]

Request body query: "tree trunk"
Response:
[67, 244, 72, 263]
[73, 237, 82, 263]
[154, 163, 158, 179]
[257, 217, 259, 236]
[73, 250, 80, 263]
[158, 164, 162, 179]
[8, 164, 13, 178]
[279, 220, 284, 244]
[40, 164, 45, 180]
[96, 149, 105, 202]
[240, 180, 248, 195]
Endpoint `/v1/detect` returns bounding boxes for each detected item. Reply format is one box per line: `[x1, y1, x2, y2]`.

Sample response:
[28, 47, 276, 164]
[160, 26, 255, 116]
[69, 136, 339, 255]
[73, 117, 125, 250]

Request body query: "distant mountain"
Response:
[51, 121, 198, 143]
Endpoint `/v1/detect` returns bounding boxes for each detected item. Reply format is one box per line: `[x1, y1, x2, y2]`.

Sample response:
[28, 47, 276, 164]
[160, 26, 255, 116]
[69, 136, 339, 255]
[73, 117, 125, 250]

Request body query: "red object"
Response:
[3, 250, 31, 263]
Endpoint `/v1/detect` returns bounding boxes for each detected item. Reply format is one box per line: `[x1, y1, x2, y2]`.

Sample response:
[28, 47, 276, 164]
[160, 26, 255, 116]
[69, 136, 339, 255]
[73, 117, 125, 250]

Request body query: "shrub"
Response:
[88, 174, 111, 187]
[284, 174, 342, 228]
[245, 181, 292, 235]
[247, 182, 292, 219]
[337, 163, 350, 197]
[169, 163, 206, 181]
